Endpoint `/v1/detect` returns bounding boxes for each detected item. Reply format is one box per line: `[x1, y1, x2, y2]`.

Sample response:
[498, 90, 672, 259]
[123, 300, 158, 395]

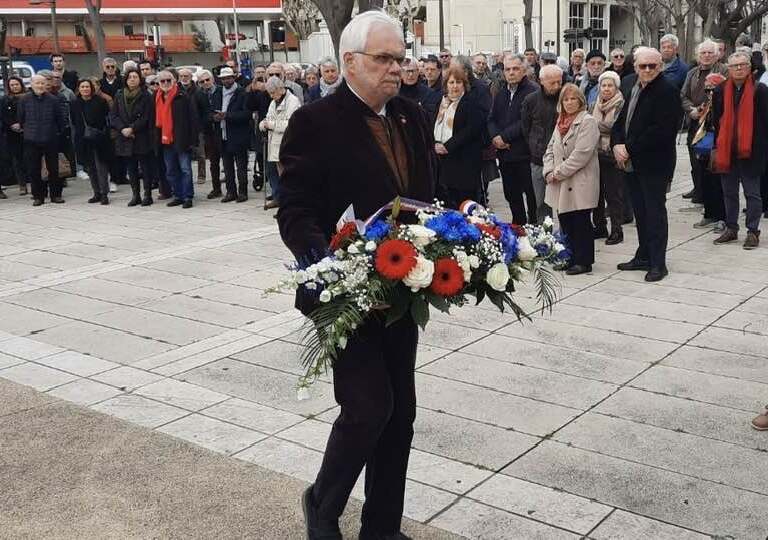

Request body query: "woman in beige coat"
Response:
[543, 83, 600, 275]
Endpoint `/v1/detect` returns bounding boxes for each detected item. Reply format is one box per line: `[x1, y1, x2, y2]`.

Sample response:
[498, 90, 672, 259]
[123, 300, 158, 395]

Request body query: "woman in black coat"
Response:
[71, 79, 112, 204]
[1, 77, 29, 195]
[432, 67, 485, 209]
[111, 68, 156, 206]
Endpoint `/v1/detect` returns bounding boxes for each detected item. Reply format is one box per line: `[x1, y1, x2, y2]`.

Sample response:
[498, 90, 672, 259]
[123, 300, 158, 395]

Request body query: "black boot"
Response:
[605, 226, 624, 245]
[127, 181, 141, 207]
[236, 181, 248, 203]
[593, 225, 609, 239]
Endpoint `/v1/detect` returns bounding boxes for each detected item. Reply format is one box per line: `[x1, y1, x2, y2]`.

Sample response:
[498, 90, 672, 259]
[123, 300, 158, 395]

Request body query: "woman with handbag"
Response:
[591, 71, 626, 244]
[111, 69, 155, 206]
[1, 76, 29, 196]
[71, 79, 111, 204]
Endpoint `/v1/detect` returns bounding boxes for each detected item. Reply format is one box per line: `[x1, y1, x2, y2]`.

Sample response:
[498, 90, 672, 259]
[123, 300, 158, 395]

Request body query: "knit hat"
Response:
[598, 71, 621, 86]
[586, 50, 606, 63]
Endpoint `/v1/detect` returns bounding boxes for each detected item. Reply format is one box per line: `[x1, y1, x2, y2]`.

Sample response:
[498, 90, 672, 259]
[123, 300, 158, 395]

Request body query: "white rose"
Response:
[516, 236, 538, 261]
[403, 256, 435, 291]
[543, 216, 554, 229]
[365, 241, 377, 252]
[486, 262, 510, 292]
[305, 282, 317, 290]
[294, 270, 307, 284]
[468, 255, 480, 268]
[319, 290, 332, 303]
[406, 225, 437, 248]
[347, 244, 360, 254]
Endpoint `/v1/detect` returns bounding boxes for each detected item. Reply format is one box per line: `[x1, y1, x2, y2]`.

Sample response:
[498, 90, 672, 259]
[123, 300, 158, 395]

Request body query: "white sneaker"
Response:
[109, 182, 118, 193]
[76, 170, 90, 181]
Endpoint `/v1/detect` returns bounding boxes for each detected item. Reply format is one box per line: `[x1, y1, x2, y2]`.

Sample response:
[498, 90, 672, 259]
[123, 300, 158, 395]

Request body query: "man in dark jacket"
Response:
[711, 51, 768, 249]
[423, 55, 442, 92]
[398, 57, 440, 119]
[197, 69, 223, 199]
[660, 34, 689, 90]
[277, 12, 436, 540]
[99, 57, 124, 98]
[306, 57, 343, 104]
[521, 64, 563, 223]
[210, 67, 252, 203]
[612, 47, 682, 282]
[155, 70, 200, 208]
[488, 53, 540, 224]
[50, 53, 79, 93]
[17, 75, 67, 206]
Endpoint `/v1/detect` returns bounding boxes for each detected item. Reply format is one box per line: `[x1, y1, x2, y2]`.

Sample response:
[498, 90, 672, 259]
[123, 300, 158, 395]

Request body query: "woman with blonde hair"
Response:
[543, 83, 600, 275]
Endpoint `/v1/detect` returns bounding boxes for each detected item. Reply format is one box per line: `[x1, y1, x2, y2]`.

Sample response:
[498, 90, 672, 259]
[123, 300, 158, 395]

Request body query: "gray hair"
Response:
[571, 48, 585, 58]
[556, 57, 569, 71]
[610, 48, 624, 57]
[503, 52, 528, 68]
[735, 46, 752, 55]
[728, 51, 752, 65]
[177, 68, 193, 77]
[633, 46, 662, 64]
[539, 64, 563, 79]
[265, 76, 285, 93]
[339, 9, 402, 73]
[197, 69, 213, 80]
[660, 34, 679, 48]
[102, 57, 116, 66]
[305, 66, 318, 76]
[318, 56, 338, 69]
[697, 39, 718, 54]
[30, 74, 47, 84]
[157, 69, 176, 81]
[472, 53, 487, 61]
[37, 69, 53, 78]
[123, 60, 138, 72]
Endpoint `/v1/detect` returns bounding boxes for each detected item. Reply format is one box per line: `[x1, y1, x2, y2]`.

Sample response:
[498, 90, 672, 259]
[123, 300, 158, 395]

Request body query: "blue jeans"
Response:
[163, 145, 193, 201]
[266, 161, 280, 202]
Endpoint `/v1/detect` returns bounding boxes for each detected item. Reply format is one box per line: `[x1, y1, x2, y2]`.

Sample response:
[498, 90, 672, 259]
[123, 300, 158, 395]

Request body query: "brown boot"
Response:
[713, 228, 738, 245]
[743, 230, 760, 250]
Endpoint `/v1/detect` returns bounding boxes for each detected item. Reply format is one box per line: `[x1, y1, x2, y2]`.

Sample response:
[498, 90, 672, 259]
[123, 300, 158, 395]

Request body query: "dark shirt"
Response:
[17, 92, 66, 144]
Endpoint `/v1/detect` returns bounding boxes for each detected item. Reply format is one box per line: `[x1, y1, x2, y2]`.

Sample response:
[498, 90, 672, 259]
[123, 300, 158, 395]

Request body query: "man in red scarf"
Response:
[712, 51, 768, 250]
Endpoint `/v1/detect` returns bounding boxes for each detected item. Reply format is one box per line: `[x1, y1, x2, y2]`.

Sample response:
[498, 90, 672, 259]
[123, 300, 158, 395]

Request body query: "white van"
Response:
[0, 61, 36, 94]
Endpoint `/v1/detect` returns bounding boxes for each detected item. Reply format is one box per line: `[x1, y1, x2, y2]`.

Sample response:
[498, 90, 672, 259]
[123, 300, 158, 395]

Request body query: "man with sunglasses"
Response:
[266, 62, 304, 105]
[606, 48, 632, 79]
[612, 47, 682, 282]
[278, 10, 436, 540]
[99, 58, 123, 98]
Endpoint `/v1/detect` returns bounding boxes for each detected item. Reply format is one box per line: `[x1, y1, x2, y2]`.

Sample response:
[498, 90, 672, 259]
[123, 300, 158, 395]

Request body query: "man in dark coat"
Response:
[423, 55, 442, 92]
[521, 63, 563, 223]
[612, 47, 682, 282]
[155, 70, 200, 208]
[398, 57, 440, 119]
[488, 53, 540, 224]
[711, 51, 768, 249]
[99, 57, 124, 98]
[50, 53, 79, 93]
[277, 11, 436, 540]
[210, 67, 252, 203]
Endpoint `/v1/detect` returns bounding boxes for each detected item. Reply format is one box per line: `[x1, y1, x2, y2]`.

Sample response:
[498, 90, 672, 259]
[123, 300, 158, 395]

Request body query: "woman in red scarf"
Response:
[543, 83, 600, 275]
[712, 51, 768, 250]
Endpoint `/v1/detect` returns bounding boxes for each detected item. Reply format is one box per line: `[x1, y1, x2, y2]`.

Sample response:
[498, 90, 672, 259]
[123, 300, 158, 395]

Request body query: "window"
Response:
[590, 38, 604, 52]
[590, 4, 605, 30]
[569, 2, 585, 29]
[24, 27, 35, 37]
[74, 24, 85, 37]
[569, 40, 586, 56]
[123, 24, 134, 36]
[502, 19, 517, 51]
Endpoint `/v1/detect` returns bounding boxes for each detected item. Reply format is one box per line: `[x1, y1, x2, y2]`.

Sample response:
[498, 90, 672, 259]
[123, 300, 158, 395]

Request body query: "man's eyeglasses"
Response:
[612, 54, 624, 59]
[728, 62, 750, 70]
[439, 54, 451, 58]
[401, 69, 417, 75]
[105, 65, 116, 69]
[267, 72, 281, 77]
[199, 78, 211, 83]
[353, 51, 407, 66]
[637, 63, 658, 71]
[158, 78, 173, 83]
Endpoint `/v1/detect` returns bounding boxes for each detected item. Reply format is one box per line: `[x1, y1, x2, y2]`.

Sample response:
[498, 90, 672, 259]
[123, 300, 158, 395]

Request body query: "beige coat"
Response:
[264, 91, 301, 162]
[542, 111, 600, 214]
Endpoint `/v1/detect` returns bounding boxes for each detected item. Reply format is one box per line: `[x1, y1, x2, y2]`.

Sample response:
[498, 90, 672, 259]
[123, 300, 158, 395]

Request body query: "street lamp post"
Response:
[29, 0, 59, 54]
[438, 0, 445, 51]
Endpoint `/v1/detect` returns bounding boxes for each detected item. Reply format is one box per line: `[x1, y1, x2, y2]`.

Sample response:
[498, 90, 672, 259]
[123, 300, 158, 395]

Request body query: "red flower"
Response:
[375, 239, 418, 280]
[510, 224, 527, 237]
[330, 222, 358, 251]
[430, 258, 465, 297]
[477, 223, 502, 240]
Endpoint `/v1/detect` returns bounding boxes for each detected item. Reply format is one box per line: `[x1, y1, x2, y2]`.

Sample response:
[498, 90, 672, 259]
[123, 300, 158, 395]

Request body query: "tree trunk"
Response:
[312, 0, 355, 62]
[684, 6, 696, 61]
[358, 0, 384, 11]
[84, 0, 107, 71]
[0, 16, 7, 55]
[523, 0, 534, 51]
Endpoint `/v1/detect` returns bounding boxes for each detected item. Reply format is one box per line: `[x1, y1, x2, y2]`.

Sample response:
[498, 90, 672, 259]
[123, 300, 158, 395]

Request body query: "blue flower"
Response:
[497, 223, 519, 263]
[365, 220, 391, 241]
[425, 211, 481, 243]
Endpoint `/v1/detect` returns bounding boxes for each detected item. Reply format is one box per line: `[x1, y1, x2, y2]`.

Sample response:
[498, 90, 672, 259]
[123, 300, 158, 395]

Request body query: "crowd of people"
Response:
[2, 33, 768, 275]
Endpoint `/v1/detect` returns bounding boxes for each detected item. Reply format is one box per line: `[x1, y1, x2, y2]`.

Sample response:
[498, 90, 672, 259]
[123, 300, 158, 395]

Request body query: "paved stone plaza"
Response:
[1, 147, 767, 539]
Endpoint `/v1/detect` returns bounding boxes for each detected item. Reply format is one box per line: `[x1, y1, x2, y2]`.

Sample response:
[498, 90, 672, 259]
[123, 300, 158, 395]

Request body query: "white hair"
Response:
[339, 9, 402, 73]
[265, 76, 285, 93]
[318, 56, 338, 69]
[660, 34, 679, 48]
[556, 57, 569, 71]
[539, 64, 563, 79]
[610, 48, 624, 56]
[633, 46, 662, 64]
[197, 69, 212, 79]
[503, 53, 528, 68]
[157, 69, 175, 81]
[728, 51, 752, 65]
[123, 60, 138, 72]
[177, 68, 192, 76]
[697, 39, 718, 54]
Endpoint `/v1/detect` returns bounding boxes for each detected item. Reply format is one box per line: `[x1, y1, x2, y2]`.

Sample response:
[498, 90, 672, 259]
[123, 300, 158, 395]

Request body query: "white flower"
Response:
[516, 236, 538, 261]
[294, 270, 308, 284]
[554, 242, 565, 254]
[347, 244, 360, 254]
[403, 256, 435, 291]
[486, 262, 510, 292]
[543, 216, 554, 229]
[365, 241, 377, 252]
[319, 290, 332, 303]
[406, 225, 437, 248]
[468, 255, 480, 268]
[305, 282, 317, 290]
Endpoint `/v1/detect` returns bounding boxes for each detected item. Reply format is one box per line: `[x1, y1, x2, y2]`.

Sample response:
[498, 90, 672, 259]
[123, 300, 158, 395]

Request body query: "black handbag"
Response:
[81, 112, 105, 141]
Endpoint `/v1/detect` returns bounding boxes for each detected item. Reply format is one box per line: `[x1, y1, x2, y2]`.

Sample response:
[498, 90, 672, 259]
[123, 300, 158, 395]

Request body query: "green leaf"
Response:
[391, 196, 402, 221]
[385, 284, 411, 327]
[474, 287, 486, 305]
[410, 295, 430, 330]
[486, 290, 506, 313]
[426, 291, 451, 313]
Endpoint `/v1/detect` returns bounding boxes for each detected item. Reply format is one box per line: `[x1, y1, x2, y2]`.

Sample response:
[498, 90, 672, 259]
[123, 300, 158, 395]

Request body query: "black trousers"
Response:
[686, 125, 704, 203]
[24, 141, 61, 200]
[593, 156, 625, 231]
[627, 172, 669, 269]
[559, 209, 595, 266]
[314, 315, 418, 534]
[222, 147, 248, 196]
[126, 154, 154, 197]
[761, 166, 768, 213]
[500, 160, 536, 224]
[701, 165, 725, 221]
[442, 187, 477, 210]
[204, 133, 222, 193]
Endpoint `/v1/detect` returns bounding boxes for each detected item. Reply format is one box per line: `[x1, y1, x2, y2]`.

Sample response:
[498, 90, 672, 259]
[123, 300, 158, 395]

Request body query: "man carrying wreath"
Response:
[277, 10, 437, 540]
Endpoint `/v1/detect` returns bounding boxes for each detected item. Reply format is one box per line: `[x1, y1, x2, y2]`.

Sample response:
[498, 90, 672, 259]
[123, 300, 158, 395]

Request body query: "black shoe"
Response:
[158, 193, 171, 201]
[682, 190, 695, 199]
[141, 196, 153, 207]
[302, 485, 342, 540]
[88, 195, 100, 204]
[100, 195, 109, 205]
[617, 258, 650, 271]
[605, 229, 624, 245]
[0, 190, 6, 200]
[645, 266, 668, 282]
[359, 526, 413, 540]
[127, 195, 141, 207]
[207, 190, 222, 200]
[593, 227, 609, 240]
[32, 198, 43, 206]
[622, 216, 634, 225]
[166, 199, 183, 207]
[252, 179, 264, 191]
[236, 193, 248, 203]
[565, 264, 592, 275]
[221, 193, 237, 203]
[182, 199, 193, 209]
[51, 196, 65, 204]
